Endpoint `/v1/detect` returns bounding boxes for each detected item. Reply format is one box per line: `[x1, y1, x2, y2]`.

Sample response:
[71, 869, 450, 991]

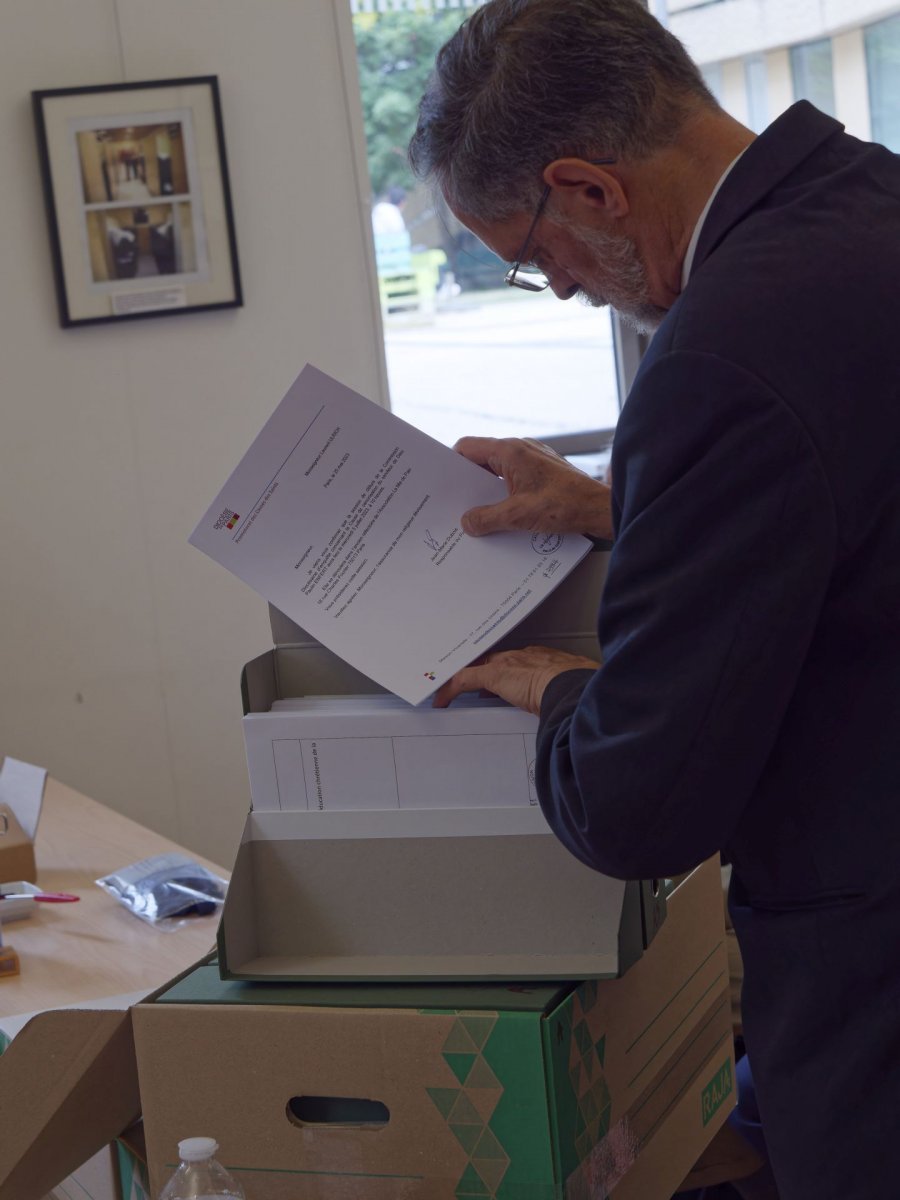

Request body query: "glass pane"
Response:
[790, 38, 836, 116]
[672, 2, 900, 144]
[700, 61, 724, 104]
[744, 54, 769, 132]
[350, 3, 619, 456]
[866, 13, 900, 151]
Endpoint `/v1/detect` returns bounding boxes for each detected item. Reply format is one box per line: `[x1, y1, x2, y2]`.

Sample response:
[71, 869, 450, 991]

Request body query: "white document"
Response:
[189, 365, 591, 704]
[242, 702, 540, 813]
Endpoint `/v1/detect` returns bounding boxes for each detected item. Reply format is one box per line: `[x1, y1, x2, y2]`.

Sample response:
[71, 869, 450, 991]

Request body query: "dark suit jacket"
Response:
[536, 102, 900, 1197]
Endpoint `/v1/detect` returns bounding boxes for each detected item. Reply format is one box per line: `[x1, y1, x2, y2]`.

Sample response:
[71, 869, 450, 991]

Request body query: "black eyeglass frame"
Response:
[504, 157, 617, 292]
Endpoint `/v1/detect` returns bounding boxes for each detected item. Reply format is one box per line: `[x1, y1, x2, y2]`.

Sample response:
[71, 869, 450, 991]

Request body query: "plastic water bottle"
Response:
[157, 1137, 246, 1199]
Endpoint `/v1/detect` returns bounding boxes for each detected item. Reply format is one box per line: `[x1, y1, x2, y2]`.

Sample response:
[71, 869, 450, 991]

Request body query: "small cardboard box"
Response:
[0, 757, 46, 885]
[0, 757, 49, 885]
[0, 859, 732, 1200]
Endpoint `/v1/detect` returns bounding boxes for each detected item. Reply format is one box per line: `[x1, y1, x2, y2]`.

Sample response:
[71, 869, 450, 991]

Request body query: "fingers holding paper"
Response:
[454, 436, 614, 542]
[433, 645, 599, 716]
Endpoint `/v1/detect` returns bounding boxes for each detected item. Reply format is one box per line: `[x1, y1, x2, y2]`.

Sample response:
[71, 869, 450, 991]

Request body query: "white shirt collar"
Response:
[680, 151, 745, 292]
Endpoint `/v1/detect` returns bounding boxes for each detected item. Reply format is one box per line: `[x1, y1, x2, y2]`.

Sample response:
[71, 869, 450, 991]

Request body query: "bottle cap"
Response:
[178, 1137, 219, 1162]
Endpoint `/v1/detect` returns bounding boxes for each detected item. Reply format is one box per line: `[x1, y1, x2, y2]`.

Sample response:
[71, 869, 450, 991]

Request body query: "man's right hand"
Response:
[454, 436, 614, 541]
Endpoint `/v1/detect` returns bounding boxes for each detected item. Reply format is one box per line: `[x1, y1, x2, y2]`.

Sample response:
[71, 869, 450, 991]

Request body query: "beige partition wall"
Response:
[0, 0, 388, 866]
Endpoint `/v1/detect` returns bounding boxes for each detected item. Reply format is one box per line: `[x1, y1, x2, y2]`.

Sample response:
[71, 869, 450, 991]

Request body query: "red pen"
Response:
[0, 892, 80, 903]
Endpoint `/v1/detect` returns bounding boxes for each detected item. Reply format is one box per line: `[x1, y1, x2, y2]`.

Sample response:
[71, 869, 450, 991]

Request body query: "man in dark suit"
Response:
[410, 2, 900, 1196]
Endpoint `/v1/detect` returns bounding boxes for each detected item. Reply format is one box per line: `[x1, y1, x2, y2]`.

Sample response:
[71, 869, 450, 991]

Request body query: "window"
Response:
[700, 61, 724, 104]
[744, 54, 769, 133]
[349, 1, 622, 475]
[673, 1, 900, 145]
[865, 13, 900, 151]
[790, 38, 836, 116]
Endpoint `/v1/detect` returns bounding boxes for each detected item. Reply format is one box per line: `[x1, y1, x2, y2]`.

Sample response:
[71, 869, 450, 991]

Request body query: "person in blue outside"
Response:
[409, 2, 900, 1197]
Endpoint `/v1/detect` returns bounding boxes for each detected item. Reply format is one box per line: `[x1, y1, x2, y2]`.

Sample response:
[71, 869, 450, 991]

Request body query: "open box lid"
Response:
[217, 806, 666, 983]
[0, 964, 205, 1200]
[0, 1007, 140, 1200]
[232, 547, 665, 984]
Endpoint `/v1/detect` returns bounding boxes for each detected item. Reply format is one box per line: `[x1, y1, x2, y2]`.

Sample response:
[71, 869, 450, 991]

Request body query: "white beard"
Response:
[566, 222, 668, 336]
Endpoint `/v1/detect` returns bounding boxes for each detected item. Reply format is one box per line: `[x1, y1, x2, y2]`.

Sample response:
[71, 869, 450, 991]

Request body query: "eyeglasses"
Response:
[504, 158, 617, 292]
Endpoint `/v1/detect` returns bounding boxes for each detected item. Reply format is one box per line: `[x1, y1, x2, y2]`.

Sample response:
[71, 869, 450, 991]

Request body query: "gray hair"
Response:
[408, 0, 718, 220]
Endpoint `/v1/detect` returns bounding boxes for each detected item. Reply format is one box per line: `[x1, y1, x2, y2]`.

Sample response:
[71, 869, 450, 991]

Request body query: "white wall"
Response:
[0, 0, 388, 867]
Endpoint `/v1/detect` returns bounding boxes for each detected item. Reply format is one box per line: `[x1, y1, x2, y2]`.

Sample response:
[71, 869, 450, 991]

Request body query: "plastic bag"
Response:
[96, 852, 227, 926]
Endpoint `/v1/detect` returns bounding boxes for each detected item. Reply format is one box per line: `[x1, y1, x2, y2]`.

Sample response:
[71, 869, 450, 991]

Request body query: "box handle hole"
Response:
[287, 1095, 390, 1129]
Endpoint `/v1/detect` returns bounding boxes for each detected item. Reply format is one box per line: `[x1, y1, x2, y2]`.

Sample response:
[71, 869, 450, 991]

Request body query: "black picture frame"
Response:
[32, 76, 243, 327]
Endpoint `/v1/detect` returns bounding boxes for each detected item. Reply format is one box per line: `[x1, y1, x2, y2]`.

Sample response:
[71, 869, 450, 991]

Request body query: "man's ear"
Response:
[543, 158, 629, 222]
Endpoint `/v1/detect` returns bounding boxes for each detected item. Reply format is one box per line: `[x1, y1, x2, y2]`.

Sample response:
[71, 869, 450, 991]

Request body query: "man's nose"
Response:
[548, 271, 579, 300]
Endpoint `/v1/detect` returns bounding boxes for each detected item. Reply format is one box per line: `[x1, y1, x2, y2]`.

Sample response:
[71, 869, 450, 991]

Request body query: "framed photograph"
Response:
[32, 76, 242, 327]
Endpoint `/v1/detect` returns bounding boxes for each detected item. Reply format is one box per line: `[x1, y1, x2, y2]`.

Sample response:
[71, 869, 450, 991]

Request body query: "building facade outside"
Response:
[663, 0, 900, 148]
[352, 0, 900, 151]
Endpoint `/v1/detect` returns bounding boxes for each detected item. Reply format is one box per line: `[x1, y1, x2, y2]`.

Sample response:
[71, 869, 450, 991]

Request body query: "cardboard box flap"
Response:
[0, 1008, 140, 1200]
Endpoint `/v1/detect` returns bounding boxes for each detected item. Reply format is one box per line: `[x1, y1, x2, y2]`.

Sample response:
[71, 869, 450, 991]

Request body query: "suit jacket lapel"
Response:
[692, 101, 843, 276]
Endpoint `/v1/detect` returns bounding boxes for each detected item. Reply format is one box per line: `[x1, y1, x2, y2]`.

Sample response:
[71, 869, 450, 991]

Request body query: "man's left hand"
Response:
[433, 645, 599, 715]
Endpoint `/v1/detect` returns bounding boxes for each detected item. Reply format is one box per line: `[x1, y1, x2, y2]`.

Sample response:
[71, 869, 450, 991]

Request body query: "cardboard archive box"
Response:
[224, 548, 670, 983]
[0, 855, 733, 1200]
[144, 863, 733, 1199]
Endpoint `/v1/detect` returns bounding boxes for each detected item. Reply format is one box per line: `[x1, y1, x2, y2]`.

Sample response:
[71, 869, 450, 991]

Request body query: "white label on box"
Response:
[274, 732, 538, 812]
[244, 707, 540, 812]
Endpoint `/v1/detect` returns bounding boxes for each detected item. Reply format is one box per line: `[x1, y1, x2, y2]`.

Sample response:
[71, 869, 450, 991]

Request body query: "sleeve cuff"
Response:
[539, 667, 596, 730]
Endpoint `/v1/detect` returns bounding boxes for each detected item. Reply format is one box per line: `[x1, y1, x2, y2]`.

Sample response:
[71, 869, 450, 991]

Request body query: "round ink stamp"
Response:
[531, 532, 562, 554]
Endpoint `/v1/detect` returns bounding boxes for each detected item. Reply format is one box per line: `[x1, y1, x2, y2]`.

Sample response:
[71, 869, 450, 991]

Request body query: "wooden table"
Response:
[0, 776, 227, 1017]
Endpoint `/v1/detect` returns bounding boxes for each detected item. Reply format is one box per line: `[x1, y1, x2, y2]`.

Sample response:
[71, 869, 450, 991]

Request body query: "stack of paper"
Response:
[243, 695, 540, 814]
